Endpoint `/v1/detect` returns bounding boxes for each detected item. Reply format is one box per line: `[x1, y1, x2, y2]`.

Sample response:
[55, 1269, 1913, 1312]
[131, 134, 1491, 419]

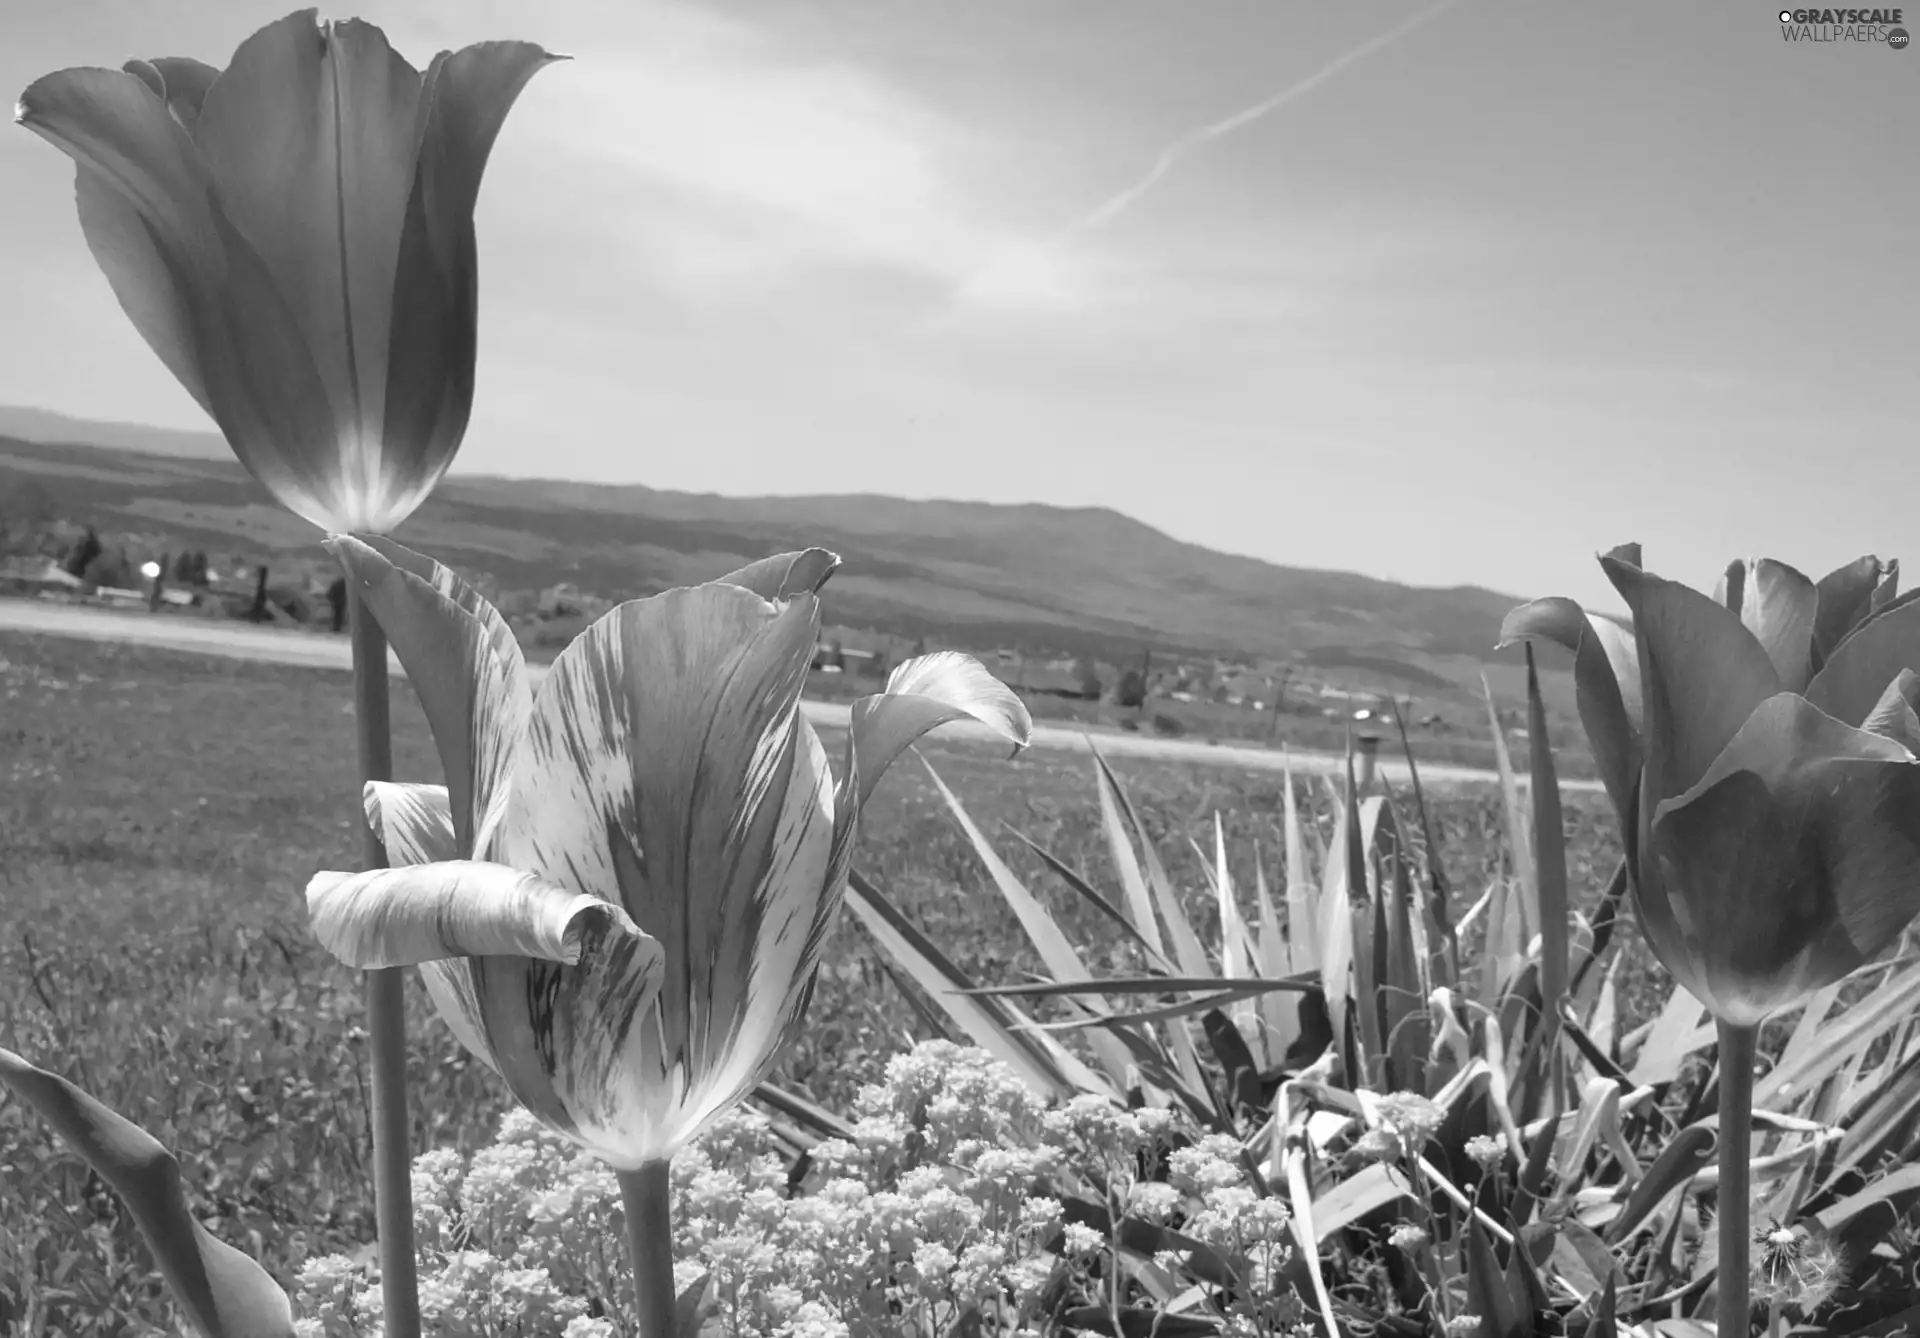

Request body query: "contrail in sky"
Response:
[937, 0, 1460, 318]
[1071, 0, 1462, 236]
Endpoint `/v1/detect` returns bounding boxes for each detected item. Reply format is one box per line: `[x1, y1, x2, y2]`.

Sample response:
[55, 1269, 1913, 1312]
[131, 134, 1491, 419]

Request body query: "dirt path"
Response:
[0, 597, 1594, 792]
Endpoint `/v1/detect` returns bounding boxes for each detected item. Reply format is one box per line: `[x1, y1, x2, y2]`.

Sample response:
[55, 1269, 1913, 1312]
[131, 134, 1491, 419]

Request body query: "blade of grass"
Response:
[752, 1082, 857, 1143]
[1388, 694, 1458, 985]
[1754, 961, 1920, 1109]
[1007, 828, 1171, 970]
[1479, 672, 1534, 999]
[920, 757, 1132, 1086]
[1279, 1090, 1342, 1338]
[874, 955, 960, 1045]
[1369, 798, 1427, 1093]
[1253, 847, 1294, 1065]
[1332, 744, 1373, 1083]
[1211, 812, 1260, 979]
[1525, 647, 1570, 1096]
[1092, 750, 1168, 960]
[1625, 985, 1710, 1088]
[1094, 745, 1212, 979]
[1281, 761, 1320, 976]
[965, 975, 1318, 998]
[1088, 747, 1211, 1098]
[843, 869, 1106, 1101]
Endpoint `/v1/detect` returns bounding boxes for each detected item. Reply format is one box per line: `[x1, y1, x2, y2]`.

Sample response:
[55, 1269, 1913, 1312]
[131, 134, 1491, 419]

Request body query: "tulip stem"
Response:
[1717, 1020, 1758, 1338]
[620, 1159, 680, 1338]
[349, 592, 421, 1338]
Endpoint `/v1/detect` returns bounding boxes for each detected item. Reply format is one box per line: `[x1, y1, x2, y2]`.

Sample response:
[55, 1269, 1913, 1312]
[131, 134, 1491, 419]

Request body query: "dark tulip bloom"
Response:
[16, 10, 557, 532]
[1504, 549, 1920, 1026]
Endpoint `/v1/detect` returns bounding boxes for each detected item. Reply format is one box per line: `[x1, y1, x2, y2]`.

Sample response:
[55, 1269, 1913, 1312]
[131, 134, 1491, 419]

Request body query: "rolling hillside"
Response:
[0, 409, 1575, 721]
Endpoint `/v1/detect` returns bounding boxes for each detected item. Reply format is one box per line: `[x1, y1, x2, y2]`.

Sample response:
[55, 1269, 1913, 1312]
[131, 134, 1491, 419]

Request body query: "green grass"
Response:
[0, 628, 1637, 1335]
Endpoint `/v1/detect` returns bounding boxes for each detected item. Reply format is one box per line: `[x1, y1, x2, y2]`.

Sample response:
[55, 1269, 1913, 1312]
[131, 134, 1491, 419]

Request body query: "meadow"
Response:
[0, 626, 1639, 1333]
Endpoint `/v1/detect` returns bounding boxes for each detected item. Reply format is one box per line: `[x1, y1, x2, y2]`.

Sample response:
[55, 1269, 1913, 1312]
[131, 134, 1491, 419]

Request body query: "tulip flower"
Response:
[1503, 545, 1920, 1332]
[16, 9, 555, 534]
[18, 17, 557, 1333]
[304, 535, 1032, 1336]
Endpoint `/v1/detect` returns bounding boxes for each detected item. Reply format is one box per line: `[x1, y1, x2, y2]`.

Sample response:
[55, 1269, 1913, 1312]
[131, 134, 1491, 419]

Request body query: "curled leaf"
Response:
[0, 1048, 296, 1338]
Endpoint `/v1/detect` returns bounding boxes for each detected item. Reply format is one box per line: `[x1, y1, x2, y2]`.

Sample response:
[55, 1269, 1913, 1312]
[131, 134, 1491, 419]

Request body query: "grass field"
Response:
[0, 628, 1637, 1335]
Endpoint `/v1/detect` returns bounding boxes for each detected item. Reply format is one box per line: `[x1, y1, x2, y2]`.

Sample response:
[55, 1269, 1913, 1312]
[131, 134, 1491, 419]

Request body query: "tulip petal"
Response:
[1812, 556, 1896, 673]
[124, 57, 219, 128]
[848, 651, 1035, 812]
[1806, 595, 1920, 730]
[678, 722, 840, 1146]
[192, 11, 423, 477]
[1860, 671, 1920, 753]
[1712, 558, 1744, 613]
[361, 779, 499, 1073]
[1498, 597, 1642, 831]
[1601, 555, 1781, 809]
[20, 68, 223, 417]
[307, 859, 651, 970]
[716, 548, 842, 601]
[72, 164, 216, 418]
[499, 583, 835, 1159]
[0, 1048, 296, 1338]
[1729, 558, 1818, 692]
[307, 858, 673, 1153]
[1871, 561, 1904, 612]
[363, 780, 458, 866]
[19, 63, 363, 531]
[799, 651, 1034, 1053]
[17, 67, 220, 267]
[377, 40, 558, 531]
[1605, 541, 1643, 569]
[1647, 692, 1920, 1024]
[327, 534, 529, 853]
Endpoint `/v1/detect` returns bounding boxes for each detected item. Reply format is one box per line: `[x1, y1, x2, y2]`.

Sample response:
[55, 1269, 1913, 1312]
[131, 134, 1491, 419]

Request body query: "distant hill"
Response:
[0, 417, 1576, 721]
[0, 406, 228, 460]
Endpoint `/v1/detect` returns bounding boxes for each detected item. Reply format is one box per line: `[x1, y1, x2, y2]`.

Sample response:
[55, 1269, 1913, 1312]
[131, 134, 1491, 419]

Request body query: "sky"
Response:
[2, 0, 1914, 612]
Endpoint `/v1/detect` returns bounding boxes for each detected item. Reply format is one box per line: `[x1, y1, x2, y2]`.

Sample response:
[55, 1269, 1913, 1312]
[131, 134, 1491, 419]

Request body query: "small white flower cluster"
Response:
[291, 1042, 1312, 1337]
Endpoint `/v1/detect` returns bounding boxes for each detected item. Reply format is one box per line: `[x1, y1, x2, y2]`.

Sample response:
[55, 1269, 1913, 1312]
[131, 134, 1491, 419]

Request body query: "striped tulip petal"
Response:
[358, 780, 500, 1070]
[848, 651, 1034, 812]
[329, 534, 529, 852]
[306, 859, 655, 971]
[0, 1048, 295, 1338]
[307, 861, 675, 1155]
[497, 583, 835, 1158]
[716, 548, 841, 601]
[676, 721, 840, 1149]
[364, 780, 457, 865]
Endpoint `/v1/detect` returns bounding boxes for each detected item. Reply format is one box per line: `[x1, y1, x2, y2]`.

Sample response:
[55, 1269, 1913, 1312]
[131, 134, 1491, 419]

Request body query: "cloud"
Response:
[434, 0, 1104, 310]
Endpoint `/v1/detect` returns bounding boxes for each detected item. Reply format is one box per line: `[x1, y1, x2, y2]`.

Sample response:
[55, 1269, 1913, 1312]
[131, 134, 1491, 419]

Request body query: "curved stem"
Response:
[620, 1159, 680, 1338]
[351, 592, 420, 1338]
[1717, 1020, 1758, 1338]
